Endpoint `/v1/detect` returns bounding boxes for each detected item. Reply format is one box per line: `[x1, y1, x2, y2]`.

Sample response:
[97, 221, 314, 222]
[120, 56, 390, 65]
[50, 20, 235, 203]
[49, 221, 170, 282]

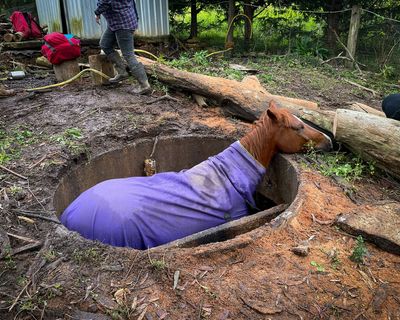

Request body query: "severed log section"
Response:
[0, 86, 15, 98]
[137, 56, 319, 122]
[348, 102, 385, 117]
[334, 109, 400, 179]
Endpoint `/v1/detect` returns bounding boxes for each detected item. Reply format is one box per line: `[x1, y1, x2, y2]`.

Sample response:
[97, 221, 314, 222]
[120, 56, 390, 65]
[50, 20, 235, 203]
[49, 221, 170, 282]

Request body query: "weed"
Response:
[107, 305, 132, 320]
[8, 185, 23, 195]
[43, 250, 57, 262]
[4, 246, 16, 269]
[16, 276, 29, 287]
[310, 261, 325, 273]
[0, 128, 37, 164]
[51, 128, 86, 155]
[304, 149, 375, 182]
[350, 235, 368, 264]
[72, 248, 101, 264]
[147, 249, 166, 271]
[330, 250, 342, 270]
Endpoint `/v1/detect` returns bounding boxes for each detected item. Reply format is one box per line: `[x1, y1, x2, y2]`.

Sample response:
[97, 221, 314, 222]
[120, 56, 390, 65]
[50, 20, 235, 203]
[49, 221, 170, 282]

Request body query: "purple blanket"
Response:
[61, 141, 266, 249]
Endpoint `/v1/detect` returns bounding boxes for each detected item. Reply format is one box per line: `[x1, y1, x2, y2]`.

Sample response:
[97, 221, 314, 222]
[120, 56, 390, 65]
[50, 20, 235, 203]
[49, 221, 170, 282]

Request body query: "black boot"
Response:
[107, 52, 129, 83]
[129, 63, 151, 95]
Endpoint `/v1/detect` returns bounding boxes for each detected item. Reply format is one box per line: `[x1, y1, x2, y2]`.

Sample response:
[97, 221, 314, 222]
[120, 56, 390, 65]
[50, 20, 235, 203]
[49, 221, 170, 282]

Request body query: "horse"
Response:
[61, 101, 332, 250]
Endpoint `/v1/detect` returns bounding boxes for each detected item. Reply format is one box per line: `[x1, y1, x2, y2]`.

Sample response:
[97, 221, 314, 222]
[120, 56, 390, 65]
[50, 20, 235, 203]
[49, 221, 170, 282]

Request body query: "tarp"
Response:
[61, 141, 266, 249]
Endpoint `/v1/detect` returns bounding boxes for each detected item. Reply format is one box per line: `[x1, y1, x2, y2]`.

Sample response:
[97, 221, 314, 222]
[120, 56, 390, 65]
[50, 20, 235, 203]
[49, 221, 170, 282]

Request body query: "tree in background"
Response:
[0, 0, 36, 17]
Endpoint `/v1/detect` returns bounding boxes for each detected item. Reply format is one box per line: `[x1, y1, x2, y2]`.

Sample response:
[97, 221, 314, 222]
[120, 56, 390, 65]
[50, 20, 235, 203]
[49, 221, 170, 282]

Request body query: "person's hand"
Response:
[95, 15, 101, 25]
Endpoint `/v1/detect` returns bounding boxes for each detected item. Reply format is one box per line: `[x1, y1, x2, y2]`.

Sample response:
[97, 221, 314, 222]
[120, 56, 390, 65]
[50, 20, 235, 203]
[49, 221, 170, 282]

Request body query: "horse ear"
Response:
[267, 101, 280, 122]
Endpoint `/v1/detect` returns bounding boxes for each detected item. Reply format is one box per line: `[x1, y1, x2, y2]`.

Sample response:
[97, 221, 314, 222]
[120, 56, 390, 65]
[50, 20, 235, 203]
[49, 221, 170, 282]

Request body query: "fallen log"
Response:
[348, 102, 385, 117]
[13, 32, 24, 42]
[137, 56, 319, 122]
[333, 109, 400, 179]
[0, 86, 16, 98]
[3, 33, 14, 42]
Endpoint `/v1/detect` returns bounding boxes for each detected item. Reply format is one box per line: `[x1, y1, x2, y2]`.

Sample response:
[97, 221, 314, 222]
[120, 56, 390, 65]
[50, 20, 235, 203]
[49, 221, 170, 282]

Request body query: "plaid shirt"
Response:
[95, 0, 138, 31]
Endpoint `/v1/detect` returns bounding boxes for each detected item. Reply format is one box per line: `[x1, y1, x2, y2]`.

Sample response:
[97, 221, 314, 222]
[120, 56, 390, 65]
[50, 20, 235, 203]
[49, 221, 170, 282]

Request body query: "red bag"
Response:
[10, 11, 43, 39]
[41, 33, 81, 65]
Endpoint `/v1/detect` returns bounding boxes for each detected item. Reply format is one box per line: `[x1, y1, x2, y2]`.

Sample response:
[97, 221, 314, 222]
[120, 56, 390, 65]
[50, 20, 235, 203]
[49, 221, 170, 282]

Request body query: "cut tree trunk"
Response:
[137, 56, 322, 123]
[13, 32, 24, 42]
[3, 33, 14, 42]
[333, 109, 400, 179]
[88, 54, 115, 85]
[0, 86, 15, 97]
[348, 102, 385, 117]
[53, 60, 80, 82]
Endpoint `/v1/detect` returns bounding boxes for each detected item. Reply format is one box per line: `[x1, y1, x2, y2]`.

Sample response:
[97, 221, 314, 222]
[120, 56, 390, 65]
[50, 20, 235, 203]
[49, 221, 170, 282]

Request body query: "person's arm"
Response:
[95, 0, 111, 16]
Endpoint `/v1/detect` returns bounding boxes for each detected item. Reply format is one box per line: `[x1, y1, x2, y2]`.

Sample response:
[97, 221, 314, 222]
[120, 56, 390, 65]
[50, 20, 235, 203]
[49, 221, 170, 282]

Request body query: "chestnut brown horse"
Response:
[241, 100, 332, 167]
[61, 100, 332, 249]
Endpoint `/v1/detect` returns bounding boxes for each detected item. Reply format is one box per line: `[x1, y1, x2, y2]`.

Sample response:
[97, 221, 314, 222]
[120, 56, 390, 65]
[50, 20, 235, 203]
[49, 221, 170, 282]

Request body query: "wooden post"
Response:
[345, 5, 361, 68]
[53, 60, 80, 82]
[88, 54, 115, 85]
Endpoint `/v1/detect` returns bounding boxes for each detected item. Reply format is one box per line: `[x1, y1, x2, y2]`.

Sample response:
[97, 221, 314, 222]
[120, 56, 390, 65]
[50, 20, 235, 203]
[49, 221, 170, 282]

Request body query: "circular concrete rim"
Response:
[52, 135, 302, 252]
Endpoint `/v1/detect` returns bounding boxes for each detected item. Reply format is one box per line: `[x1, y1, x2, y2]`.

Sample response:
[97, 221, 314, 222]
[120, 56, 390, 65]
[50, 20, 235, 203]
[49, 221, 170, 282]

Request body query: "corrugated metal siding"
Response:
[35, 0, 63, 33]
[35, 0, 170, 40]
[135, 0, 170, 38]
[63, 0, 107, 39]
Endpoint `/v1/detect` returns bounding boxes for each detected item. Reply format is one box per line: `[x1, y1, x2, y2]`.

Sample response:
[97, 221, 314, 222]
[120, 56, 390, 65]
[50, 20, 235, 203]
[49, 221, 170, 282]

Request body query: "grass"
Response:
[303, 149, 375, 182]
[0, 127, 37, 165]
[51, 127, 86, 155]
[350, 235, 368, 265]
[72, 248, 101, 265]
[310, 260, 325, 273]
[147, 249, 167, 271]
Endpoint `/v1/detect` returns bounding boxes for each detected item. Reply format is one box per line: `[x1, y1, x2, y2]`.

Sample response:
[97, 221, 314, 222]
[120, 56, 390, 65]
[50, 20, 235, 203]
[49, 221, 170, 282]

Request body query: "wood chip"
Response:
[173, 270, 180, 290]
[240, 296, 283, 315]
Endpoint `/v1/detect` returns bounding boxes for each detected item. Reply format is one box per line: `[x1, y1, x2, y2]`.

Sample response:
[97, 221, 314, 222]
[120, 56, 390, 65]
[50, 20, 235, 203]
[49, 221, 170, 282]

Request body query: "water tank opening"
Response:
[53, 136, 299, 250]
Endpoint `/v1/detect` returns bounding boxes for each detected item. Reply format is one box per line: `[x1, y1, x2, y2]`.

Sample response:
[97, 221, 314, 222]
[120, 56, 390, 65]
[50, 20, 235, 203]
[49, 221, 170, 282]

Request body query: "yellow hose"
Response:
[205, 48, 233, 58]
[24, 45, 233, 92]
[134, 49, 160, 61]
[26, 68, 110, 92]
[225, 13, 253, 45]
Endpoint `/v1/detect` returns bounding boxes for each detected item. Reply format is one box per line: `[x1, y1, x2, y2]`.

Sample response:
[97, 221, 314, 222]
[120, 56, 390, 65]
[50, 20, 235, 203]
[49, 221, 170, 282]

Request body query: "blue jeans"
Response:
[100, 28, 138, 68]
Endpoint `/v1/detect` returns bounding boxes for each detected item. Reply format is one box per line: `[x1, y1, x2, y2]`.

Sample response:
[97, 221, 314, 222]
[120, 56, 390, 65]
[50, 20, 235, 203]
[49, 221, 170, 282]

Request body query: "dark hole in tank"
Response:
[53, 136, 299, 249]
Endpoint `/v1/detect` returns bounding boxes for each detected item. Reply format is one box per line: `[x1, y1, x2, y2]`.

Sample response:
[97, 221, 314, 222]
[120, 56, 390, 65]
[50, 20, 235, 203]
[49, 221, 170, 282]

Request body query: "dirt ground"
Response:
[1, 49, 400, 320]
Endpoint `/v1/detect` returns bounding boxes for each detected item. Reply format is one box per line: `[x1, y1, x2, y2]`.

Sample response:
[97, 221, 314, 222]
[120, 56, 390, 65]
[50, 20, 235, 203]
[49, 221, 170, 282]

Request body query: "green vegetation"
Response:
[304, 149, 375, 182]
[350, 235, 369, 265]
[3, 246, 16, 269]
[147, 250, 167, 271]
[0, 128, 37, 165]
[51, 128, 86, 155]
[72, 248, 101, 265]
[310, 260, 325, 273]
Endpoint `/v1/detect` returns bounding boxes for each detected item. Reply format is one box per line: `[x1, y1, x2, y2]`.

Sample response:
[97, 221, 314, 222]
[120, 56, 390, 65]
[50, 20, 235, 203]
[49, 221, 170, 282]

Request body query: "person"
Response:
[382, 93, 400, 121]
[94, 0, 151, 94]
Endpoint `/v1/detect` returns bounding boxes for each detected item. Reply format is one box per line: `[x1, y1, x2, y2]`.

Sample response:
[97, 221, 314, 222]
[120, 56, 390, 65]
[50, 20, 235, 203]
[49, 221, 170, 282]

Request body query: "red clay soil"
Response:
[0, 59, 399, 320]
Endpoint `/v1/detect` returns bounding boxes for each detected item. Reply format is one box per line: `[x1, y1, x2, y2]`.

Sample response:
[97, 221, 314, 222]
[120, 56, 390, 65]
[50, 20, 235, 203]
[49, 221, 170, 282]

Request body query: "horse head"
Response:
[267, 101, 333, 153]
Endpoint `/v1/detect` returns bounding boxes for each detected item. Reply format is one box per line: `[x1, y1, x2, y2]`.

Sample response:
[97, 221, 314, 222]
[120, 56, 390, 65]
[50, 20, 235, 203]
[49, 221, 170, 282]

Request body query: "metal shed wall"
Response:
[35, 0, 63, 33]
[63, 0, 108, 39]
[136, 0, 170, 38]
[35, 0, 170, 40]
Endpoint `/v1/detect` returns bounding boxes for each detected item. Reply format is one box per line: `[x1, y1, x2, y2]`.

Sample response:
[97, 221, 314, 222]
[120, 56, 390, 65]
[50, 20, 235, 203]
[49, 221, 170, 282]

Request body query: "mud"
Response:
[1, 58, 400, 320]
